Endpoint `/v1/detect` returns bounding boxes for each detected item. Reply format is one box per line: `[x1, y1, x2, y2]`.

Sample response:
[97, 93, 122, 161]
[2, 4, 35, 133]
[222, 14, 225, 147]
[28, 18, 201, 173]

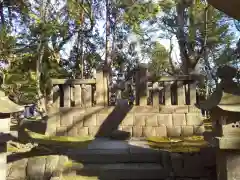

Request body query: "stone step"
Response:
[63, 163, 168, 180]
[65, 140, 163, 163]
[66, 148, 162, 163]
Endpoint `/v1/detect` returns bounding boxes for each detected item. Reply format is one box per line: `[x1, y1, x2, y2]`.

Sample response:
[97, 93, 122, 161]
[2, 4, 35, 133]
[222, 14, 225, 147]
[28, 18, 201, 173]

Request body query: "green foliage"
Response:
[148, 42, 170, 78]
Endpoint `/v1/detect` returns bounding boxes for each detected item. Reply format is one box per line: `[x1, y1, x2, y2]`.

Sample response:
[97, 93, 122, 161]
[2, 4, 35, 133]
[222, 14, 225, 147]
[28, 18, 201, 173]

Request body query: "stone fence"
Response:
[47, 67, 205, 137]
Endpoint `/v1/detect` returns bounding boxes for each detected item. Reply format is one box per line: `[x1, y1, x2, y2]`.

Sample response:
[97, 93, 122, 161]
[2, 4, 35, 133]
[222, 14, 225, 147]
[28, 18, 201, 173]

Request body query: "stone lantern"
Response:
[0, 88, 24, 179]
[197, 66, 240, 180]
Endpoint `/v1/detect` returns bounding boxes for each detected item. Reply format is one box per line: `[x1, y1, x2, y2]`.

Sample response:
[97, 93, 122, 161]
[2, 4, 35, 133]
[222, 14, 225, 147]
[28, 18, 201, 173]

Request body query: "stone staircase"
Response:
[7, 139, 216, 180]
[63, 139, 168, 180]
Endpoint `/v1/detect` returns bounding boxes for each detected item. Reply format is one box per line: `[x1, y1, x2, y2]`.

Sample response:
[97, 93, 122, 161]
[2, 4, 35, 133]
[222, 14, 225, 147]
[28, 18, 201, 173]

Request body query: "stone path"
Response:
[7, 139, 216, 180]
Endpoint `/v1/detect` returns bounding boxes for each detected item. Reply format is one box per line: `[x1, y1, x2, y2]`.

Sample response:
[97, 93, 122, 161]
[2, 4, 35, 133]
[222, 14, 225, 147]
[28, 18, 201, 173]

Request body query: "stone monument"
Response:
[0, 74, 24, 179]
[197, 66, 240, 180]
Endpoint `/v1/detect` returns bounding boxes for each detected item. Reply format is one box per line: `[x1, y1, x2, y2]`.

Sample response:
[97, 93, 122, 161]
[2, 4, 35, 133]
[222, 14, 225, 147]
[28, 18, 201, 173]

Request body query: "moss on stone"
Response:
[62, 176, 99, 180]
[25, 129, 94, 148]
[146, 136, 209, 152]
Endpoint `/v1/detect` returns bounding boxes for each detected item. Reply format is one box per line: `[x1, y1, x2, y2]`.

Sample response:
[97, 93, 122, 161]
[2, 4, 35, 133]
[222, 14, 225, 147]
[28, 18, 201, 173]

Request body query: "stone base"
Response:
[217, 150, 240, 180]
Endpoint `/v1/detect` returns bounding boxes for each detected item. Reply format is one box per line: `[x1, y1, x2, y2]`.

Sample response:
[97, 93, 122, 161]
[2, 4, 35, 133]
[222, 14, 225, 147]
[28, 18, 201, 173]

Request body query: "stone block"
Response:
[83, 114, 97, 126]
[96, 114, 109, 126]
[134, 115, 146, 126]
[143, 127, 156, 137]
[167, 126, 181, 137]
[121, 114, 134, 126]
[88, 126, 99, 136]
[46, 124, 57, 136]
[170, 153, 184, 175]
[45, 156, 59, 179]
[155, 126, 167, 137]
[27, 156, 46, 179]
[60, 113, 73, 126]
[131, 106, 159, 113]
[132, 127, 143, 137]
[181, 126, 194, 137]
[157, 114, 173, 126]
[56, 127, 68, 136]
[77, 127, 89, 136]
[159, 106, 175, 113]
[173, 114, 186, 126]
[194, 126, 205, 135]
[186, 113, 203, 126]
[174, 105, 189, 113]
[72, 115, 84, 127]
[145, 114, 158, 127]
[7, 158, 28, 180]
[121, 126, 133, 136]
[68, 127, 78, 136]
[98, 107, 114, 114]
[188, 105, 201, 113]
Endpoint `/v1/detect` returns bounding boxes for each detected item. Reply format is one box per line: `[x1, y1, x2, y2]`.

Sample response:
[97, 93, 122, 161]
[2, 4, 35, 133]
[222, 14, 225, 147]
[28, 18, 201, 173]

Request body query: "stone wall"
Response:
[47, 105, 205, 137]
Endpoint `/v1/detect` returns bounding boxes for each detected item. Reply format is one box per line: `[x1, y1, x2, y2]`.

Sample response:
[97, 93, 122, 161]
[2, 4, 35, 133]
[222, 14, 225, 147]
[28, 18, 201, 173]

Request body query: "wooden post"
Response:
[96, 69, 108, 106]
[136, 64, 148, 106]
[177, 81, 186, 105]
[63, 84, 71, 107]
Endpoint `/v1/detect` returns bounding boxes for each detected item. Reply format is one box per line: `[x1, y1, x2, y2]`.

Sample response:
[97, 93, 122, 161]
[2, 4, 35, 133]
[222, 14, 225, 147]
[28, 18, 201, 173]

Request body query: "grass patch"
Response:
[25, 129, 94, 148]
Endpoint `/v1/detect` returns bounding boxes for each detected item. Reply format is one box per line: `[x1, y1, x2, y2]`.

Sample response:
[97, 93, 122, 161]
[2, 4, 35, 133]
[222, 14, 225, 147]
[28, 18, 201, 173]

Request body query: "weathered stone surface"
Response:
[143, 127, 156, 137]
[88, 126, 99, 136]
[83, 114, 97, 127]
[27, 156, 46, 180]
[133, 127, 143, 137]
[155, 126, 167, 137]
[130, 106, 159, 113]
[121, 114, 134, 126]
[77, 127, 89, 136]
[96, 114, 109, 126]
[188, 106, 201, 113]
[171, 153, 184, 175]
[174, 105, 188, 113]
[52, 156, 68, 177]
[186, 113, 203, 126]
[172, 114, 186, 126]
[60, 113, 73, 127]
[157, 114, 172, 126]
[8, 159, 28, 180]
[181, 126, 194, 137]
[167, 126, 181, 137]
[121, 126, 133, 136]
[159, 106, 175, 113]
[56, 127, 68, 136]
[194, 126, 205, 135]
[45, 156, 59, 179]
[145, 114, 158, 127]
[72, 115, 84, 127]
[68, 127, 78, 136]
[134, 115, 146, 126]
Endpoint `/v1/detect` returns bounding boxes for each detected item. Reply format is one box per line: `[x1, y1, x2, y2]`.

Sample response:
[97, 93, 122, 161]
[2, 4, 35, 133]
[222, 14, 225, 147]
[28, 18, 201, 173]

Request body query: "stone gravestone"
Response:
[0, 78, 24, 179]
[197, 66, 240, 180]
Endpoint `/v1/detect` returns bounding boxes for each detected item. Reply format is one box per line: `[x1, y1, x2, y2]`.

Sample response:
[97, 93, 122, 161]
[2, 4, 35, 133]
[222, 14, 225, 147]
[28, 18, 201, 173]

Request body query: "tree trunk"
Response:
[176, 1, 190, 74]
[0, 2, 5, 27]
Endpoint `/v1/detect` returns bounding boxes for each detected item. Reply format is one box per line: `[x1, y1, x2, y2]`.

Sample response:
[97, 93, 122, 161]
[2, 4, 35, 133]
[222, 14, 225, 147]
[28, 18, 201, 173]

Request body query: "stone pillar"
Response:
[135, 64, 148, 106]
[216, 150, 240, 180]
[96, 69, 108, 106]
